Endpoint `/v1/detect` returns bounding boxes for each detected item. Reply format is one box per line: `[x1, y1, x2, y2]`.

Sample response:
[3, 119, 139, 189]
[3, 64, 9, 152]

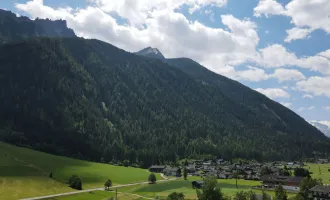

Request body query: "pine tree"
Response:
[183, 167, 188, 180]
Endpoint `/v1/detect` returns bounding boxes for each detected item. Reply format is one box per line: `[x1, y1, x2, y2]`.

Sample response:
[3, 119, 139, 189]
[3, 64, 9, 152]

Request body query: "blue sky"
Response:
[2, 0, 330, 126]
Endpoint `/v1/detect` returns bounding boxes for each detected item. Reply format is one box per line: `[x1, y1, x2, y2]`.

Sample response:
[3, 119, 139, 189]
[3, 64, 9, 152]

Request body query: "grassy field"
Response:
[2, 140, 330, 200]
[305, 163, 330, 184]
[121, 178, 297, 199]
[51, 178, 296, 200]
[45, 190, 150, 200]
[0, 142, 161, 200]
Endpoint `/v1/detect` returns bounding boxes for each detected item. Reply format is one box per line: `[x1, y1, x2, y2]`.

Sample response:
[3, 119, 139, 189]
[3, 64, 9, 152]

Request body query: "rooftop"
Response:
[261, 175, 303, 184]
[149, 165, 166, 169]
[310, 185, 330, 193]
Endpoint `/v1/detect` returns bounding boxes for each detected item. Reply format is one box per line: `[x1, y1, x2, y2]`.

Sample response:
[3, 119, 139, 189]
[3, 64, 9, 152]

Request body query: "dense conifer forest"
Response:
[0, 9, 329, 167]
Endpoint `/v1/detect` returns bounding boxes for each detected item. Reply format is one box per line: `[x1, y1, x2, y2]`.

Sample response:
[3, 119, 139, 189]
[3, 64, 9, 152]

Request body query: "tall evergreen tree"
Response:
[183, 167, 188, 180]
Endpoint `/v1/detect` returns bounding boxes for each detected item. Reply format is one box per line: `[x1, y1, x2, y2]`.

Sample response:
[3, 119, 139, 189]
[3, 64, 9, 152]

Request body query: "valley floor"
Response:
[1, 142, 330, 200]
[41, 178, 296, 200]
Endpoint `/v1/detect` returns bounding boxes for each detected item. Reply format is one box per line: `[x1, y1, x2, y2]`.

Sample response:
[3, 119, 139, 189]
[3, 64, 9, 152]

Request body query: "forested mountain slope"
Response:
[0, 9, 75, 43]
[166, 58, 321, 140]
[0, 37, 329, 167]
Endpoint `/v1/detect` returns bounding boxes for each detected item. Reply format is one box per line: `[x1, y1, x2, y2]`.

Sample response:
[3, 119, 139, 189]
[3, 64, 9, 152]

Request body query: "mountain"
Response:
[142, 52, 323, 144]
[310, 121, 330, 137]
[0, 12, 330, 165]
[135, 47, 166, 60]
[1, 37, 329, 167]
[165, 58, 314, 132]
[0, 9, 75, 43]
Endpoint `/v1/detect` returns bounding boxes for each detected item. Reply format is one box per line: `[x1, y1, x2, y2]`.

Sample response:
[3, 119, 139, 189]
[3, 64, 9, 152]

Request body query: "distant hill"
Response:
[0, 9, 75, 43]
[310, 121, 330, 137]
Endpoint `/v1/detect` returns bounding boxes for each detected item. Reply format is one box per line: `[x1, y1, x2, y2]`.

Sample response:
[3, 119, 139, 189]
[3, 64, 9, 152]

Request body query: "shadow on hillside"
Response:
[0, 142, 91, 179]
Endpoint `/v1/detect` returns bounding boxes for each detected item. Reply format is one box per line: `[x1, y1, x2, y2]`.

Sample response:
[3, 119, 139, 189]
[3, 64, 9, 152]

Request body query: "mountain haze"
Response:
[0, 12, 329, 166]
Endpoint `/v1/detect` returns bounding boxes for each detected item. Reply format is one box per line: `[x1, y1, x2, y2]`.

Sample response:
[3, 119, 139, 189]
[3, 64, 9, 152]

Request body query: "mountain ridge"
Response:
[0, 9, 76, 43]
[0, 12, 329, 165]
[137, 49, 320, 140]
[1, 37, 329, 166]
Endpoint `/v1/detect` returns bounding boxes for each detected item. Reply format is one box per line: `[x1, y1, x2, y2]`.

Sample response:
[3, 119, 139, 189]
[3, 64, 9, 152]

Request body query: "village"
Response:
[149, 158, 330, 193]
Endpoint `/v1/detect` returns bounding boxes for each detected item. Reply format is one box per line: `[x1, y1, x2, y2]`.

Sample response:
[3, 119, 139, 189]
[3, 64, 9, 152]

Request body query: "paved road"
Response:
[21, 179, 173, 200]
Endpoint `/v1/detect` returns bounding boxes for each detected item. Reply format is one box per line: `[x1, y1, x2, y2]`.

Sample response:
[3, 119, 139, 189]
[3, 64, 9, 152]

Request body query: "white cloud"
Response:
[254, 0, 330, 42]
[217, 65, 270, 82]
[298, 55, 330, 75]
[255, 88, 290, 99]
[318, 121, 330, 127]
[255, 44, 330, 75]
[16, 0, 258, 73]
[87, 0, 228, 26]
[302, 94, 313, 99]
[254, 0, 286, 17]
[271, 68, 305, 82]
[284, 27, 312, 43]
[298, 107, 304, 112]
[237, 66, 270, 82]
[309, 106, 315, 110]
[296, 76, 330, 98]
[286, 0, 330, 34]
[319, 49, 330, 59]
[323, 106, 330, 111]
[280, 102, 292, 108]
[298, 106, 315, 112]
[256, 44, 298, 68]
[204, 9, 215, 22]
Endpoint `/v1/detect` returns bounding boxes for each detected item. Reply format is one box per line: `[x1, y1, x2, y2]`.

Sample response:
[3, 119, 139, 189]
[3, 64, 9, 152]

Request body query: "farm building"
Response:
[164, 167, 181, 177]
[318, 159, 329, 164]
[149, 165, 166, 173]
[260, 175, 303, 191]
[310, 185, 330, 200]
[218, 172, 233, 179]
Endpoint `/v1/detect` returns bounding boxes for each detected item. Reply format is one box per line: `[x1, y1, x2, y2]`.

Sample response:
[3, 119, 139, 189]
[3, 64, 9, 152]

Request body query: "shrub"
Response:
[68, 175, 82, 190]
[148, 173, 157, 184]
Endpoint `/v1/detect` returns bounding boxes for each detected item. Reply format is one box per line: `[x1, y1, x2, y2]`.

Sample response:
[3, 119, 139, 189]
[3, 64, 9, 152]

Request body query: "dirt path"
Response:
[160, 173, 169, 180]
[20, 179, 174, 200]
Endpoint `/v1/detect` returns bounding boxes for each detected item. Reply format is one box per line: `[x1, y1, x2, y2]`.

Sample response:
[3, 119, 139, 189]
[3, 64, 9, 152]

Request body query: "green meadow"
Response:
[2, 141, 330, 200]
[50, 178, 296, 200]
[44, 191, 150, 200]
[305, 163, 330, 184]
[0, 142, 160, 200]
[120, 178, 295, 199]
